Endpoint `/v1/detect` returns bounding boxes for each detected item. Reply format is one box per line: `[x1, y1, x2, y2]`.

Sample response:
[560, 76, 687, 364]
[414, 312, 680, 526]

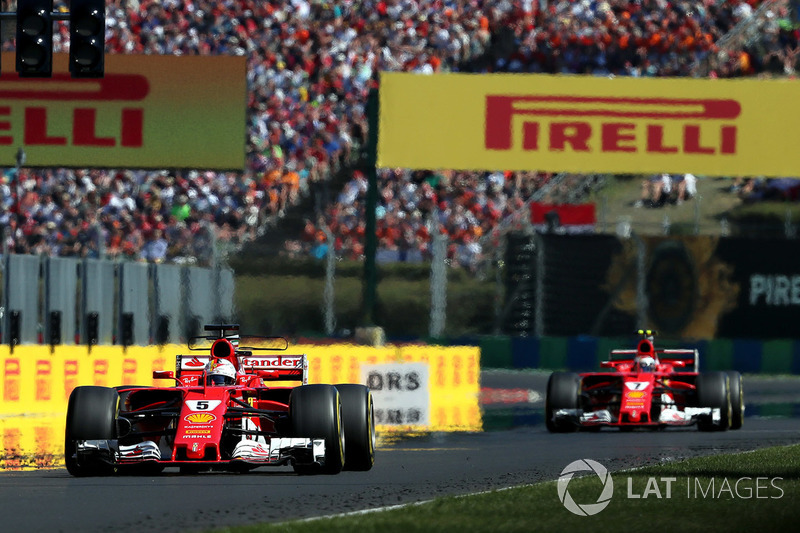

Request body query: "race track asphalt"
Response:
[1, 372, 798, 533]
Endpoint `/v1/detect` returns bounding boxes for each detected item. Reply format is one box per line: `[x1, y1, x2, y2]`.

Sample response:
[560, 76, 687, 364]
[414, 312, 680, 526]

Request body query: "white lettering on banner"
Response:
[749, 274, 800, 305]
[362, 363, 430, 427]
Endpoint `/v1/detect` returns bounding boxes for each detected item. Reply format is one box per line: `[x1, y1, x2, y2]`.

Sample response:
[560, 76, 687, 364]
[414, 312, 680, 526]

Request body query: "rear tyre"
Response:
[696, 372, 731, 432]
[65, 386, 119, 476]
[290, 384, 345, 475]
[336, 384, 376, 471]
[726, 371, 744, 430]
[545, 372, 580, 433]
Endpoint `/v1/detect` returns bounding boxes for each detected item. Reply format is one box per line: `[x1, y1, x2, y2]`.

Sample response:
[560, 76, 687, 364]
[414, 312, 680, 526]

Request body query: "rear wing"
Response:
[175, 354, 308, 385]
[605, 349, 699, 371]
[658, 349, 700, 372]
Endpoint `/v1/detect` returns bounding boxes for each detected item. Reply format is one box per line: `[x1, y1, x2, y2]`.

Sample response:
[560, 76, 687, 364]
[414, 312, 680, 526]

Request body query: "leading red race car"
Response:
[545, 330, 744, 432]
[65, 324, 375, 476]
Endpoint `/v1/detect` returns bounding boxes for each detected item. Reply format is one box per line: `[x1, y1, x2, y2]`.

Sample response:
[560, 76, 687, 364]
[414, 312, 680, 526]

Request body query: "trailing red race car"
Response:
[546, 331, 744, 432]
[65, 324, 375, 476]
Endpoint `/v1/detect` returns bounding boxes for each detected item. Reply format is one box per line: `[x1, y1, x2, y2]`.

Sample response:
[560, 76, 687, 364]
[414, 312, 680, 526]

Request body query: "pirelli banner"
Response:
[0, 53, 246, 170]
[378, 72, 800, 176]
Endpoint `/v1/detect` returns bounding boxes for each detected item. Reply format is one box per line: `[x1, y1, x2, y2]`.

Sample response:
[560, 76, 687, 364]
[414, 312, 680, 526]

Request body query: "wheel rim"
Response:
[368, 396, 376, 455]
[336, 397, 345, 463]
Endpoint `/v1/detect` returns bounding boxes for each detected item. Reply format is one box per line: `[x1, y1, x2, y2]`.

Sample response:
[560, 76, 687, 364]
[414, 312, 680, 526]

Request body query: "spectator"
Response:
[140, 229, 168, 263]
[636, 174, 672, 208]
[0, 0, 795, 267]
[675, 173, 698, 204]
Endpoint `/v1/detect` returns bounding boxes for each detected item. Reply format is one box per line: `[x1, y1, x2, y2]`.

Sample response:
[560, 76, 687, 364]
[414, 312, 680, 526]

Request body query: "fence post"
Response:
[323, 226, 336, 336]
[493, 243, 504, 335]
[693, 194, 701, 235]
[634, 234, 648, 329]
[534, 232, 545, 337]
[429, 215, 447, 338]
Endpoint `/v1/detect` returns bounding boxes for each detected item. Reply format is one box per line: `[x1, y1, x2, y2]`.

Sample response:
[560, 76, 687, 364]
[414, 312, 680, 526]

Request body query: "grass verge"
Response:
[210, 444, 800, 533]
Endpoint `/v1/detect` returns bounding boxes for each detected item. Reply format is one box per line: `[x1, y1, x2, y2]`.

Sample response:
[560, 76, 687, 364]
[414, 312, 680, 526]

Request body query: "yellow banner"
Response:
[378, 72, 800, 177]
[0, 53, 246, 169]
[307, 344, 481, 432]
[0, 343, 480, 469]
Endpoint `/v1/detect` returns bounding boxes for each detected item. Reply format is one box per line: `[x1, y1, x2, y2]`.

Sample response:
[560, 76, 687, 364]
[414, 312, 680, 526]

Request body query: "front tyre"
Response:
[696, 372, 731, 432]
[290, 384, 345, 475]
[336, 384, 376, 471]
[545, 372, 580, 433]
[726, 371, 744, 430]
[65, 386, 119, 476]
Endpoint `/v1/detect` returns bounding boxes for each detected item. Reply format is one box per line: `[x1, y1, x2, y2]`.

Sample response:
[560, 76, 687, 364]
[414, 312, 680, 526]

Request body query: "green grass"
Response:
[593, 174, 800, 236]
[209, 444, 800, 533]
[592, 175, 742, 235]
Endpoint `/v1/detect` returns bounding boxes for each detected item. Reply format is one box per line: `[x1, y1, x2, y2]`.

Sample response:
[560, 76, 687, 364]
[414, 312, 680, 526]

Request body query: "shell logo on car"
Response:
[184, 413, 216, 424]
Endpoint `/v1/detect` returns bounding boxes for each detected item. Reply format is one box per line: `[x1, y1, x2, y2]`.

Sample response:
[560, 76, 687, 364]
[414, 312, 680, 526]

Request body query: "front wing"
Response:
[73, 436, 326, 470]
[552, 406, 722, 429]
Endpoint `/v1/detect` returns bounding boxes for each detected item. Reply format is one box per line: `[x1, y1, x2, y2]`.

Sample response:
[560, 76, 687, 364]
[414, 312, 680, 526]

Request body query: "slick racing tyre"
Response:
[696, 372, 731, 432]
[65, 386, 119, 476]
[726, 370, 744, 430]
[545, 372, 580, 433]
[290, 384, 345, 475]
[336, 384, 376, 471]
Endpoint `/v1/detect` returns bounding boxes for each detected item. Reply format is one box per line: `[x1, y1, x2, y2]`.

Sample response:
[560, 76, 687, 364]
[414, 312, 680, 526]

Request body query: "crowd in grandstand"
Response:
[0, 0, 798, 270]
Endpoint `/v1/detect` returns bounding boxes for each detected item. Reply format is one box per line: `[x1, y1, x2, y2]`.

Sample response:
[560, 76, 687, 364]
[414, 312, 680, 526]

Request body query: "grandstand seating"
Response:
[1, 0, 795, 268]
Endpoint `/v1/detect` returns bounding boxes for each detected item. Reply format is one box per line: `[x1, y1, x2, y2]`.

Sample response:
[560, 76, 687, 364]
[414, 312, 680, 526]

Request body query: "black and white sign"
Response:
[361, 363, 430, 426]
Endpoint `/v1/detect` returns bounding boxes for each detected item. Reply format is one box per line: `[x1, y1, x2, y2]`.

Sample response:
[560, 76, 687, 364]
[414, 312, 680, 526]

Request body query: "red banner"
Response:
[530, 202, 596, 226]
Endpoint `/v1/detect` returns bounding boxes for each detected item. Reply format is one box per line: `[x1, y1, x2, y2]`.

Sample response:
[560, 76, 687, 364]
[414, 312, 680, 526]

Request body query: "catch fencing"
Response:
[1, 254, 235, 346]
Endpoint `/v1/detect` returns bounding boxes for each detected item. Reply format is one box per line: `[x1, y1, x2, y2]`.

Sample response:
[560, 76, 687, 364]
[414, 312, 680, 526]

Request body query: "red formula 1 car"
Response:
[65, 324, 376, 476]
[545, 331, 744, 432]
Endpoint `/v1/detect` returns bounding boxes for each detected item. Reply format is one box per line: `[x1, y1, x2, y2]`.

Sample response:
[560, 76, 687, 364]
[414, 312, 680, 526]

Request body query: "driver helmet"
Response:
[205, 359, 237, 386]
[636, 356, 657, 372]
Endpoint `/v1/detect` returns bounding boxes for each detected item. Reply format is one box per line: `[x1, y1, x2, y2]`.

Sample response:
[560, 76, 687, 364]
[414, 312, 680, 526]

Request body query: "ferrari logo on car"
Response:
[185, 413, 216, 424]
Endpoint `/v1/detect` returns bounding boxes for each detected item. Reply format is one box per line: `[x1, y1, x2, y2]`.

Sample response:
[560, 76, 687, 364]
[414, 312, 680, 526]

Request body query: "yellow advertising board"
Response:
[0, 53, 246, 169]
[378, 72, 800, 177]
[0, 343, 480, 469]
